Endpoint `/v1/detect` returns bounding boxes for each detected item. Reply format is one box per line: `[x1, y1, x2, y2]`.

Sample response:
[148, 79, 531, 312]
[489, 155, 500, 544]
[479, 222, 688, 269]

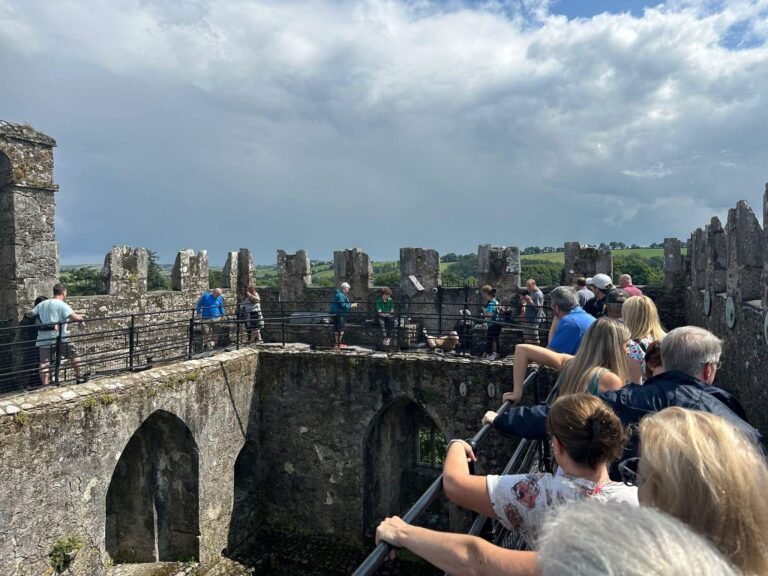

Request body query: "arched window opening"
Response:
[105, 410, 200, 563]
[362, 399, 449, 537]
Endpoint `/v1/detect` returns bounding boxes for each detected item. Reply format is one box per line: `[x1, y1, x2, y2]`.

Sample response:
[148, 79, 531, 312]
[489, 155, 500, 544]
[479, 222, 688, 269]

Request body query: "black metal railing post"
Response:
[128, 314, 135, 370]
[54, 329, 63, 385]
[280, 301, 286, 347]
[188, 309, 195, 360]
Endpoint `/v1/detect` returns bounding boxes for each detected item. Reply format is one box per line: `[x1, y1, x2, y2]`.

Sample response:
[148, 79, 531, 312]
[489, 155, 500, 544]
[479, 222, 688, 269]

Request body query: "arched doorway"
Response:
[362, 398, 448, 536]
[105, 410, 200, 563]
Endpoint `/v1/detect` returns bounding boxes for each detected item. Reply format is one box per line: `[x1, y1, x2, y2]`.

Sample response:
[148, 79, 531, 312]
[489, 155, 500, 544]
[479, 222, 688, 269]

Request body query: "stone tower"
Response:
[0, 120, 60, 323]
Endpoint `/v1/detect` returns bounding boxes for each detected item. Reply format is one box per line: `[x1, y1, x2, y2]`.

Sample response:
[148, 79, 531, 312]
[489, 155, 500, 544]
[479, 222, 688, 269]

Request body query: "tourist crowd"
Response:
[374, 279, 768, 575]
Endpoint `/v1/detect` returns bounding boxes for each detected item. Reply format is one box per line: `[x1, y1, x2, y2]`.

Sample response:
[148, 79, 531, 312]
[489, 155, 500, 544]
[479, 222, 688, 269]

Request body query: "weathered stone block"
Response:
[726, 201, 763, 301]
[237, 248, 256, 296]
[704, 217, 728, 294]
[101, 246, 148, 295]
[172, 249, 209, 294]
[277, 249, 312, 308]
[334, 248, 373, 300]
[222, 251, 239, 290]
[564, 242, 612, 285]
[690, 228, 706, 290]
[399, 248, 440, 291]
[477, 244, 521, 299]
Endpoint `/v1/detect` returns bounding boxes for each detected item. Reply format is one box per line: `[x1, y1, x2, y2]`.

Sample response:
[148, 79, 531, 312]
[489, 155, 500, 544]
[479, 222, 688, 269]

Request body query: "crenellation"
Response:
[172, 249, 209, 294]
[690, 228, 706, 291]
[277, 249, 312, 311]
[101, 245, 149, 295]
[333, 248, 373, 301]
[563, 242, 612, 285]
[221, 251, 239, 290]
[476, 244, 521, 302]
[704, 217, 728, 294]
[237, 248, 256, 296]
[662, 238, 683, 289]
[726, 201, 763, 302]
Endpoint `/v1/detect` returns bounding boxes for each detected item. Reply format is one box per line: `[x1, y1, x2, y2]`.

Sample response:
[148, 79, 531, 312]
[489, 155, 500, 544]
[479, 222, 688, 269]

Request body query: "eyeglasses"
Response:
[618, 457, 642, 487]
[701, 360, 723, 370]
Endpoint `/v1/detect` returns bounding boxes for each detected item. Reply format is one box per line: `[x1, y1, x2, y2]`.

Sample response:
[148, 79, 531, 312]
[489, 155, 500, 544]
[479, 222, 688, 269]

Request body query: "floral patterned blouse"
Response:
[486, 472, 639, 549]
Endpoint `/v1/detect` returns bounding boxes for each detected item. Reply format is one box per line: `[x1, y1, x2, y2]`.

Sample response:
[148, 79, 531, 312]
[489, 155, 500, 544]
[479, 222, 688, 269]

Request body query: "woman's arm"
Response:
[505, 344, 571, 403]
[598, 370, 625, 392]
[442, 441, 495, 518]
[376, 516, 539, 576]
[626, 358, 643, 384]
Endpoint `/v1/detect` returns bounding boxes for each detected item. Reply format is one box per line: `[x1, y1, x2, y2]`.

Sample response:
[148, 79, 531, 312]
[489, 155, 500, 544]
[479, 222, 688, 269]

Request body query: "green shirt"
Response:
[376, 297, 394, 314]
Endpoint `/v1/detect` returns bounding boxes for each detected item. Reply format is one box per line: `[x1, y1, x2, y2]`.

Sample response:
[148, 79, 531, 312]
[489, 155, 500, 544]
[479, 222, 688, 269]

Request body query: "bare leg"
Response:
[39, 360, 50, 387]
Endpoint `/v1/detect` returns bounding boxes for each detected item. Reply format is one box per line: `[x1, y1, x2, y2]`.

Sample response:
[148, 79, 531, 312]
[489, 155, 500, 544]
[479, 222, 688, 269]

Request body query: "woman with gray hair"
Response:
[375, 500, 737, 575]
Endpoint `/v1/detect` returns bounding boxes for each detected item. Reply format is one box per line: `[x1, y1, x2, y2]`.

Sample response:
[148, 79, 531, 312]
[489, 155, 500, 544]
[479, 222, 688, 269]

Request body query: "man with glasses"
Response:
[485, 326, 760, 477]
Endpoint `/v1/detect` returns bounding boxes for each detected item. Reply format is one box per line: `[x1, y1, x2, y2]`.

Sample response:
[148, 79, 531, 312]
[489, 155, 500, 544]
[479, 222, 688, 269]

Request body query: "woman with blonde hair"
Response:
[622, 295, 666, 382]
[631, 408, 768, 575]
[502, 318, 629, 404]
[444, 394, 637, 549]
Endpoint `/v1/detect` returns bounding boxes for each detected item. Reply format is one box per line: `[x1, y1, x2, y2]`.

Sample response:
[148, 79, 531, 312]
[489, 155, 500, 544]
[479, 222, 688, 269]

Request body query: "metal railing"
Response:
[0, 297, 552, 395]
[352, 368, 544, 576]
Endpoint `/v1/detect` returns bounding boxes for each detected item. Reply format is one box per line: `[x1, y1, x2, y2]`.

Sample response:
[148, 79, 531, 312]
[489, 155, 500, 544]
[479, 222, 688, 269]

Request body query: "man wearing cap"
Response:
[330, 282, 357, 348]
[583, 273, 614, 318]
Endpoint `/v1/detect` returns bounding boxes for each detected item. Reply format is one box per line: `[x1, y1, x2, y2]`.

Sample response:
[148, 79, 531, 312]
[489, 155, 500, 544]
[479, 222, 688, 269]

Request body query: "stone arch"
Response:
[105, 410, 200, 563]
[362, 397, 448, 536]
[225, 442, 260, 558]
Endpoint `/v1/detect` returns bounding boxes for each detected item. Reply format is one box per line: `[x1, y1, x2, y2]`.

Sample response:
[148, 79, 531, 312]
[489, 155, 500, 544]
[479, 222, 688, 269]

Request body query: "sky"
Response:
[1, 0, 767, 266]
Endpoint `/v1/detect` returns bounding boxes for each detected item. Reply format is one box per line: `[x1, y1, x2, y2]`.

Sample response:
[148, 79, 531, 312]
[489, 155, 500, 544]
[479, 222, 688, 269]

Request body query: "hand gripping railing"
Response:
[351, 367, 541, 576]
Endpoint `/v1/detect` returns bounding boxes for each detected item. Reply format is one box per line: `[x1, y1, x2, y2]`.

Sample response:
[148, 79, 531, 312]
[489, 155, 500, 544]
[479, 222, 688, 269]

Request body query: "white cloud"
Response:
[1, 0, 767, 262]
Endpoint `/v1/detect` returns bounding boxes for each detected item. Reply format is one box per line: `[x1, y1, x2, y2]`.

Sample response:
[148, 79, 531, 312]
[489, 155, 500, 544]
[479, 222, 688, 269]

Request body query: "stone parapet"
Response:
[563, 242, 612, 285]
[171, 249, 209, 294]
[726, 201, 763, 302]
[101, 245, 149, 295]
[333, 248, 373, 300]
[477, 244, 520, 302]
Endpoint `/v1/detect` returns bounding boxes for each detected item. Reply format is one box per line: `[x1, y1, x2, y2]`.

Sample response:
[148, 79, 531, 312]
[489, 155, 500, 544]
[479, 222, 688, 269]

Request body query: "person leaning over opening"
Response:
[375, 498, 738, 576]
[629, 408, 768, 575]
[504, 318, 629, 404]
[443, 394, 637, 549]
[484, 326, 761, 470]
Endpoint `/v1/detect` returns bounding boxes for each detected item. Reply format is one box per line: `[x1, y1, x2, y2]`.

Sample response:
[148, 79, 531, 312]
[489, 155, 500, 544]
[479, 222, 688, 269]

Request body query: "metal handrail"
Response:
[351, 367, 541, 576]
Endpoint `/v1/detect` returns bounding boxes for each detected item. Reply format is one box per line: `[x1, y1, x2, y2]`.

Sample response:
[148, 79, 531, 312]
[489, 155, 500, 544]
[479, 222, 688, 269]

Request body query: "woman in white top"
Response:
[444, 394, 638, 549]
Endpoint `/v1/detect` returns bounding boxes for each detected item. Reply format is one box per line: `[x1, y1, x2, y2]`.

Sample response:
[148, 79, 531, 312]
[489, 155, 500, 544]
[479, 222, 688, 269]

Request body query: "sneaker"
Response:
[480, 353, 488, 360]
[383, 338, 390, 346]
[338, 343, 348, 349]
[76, 374, 90, 384]
[487, 352, 498, 361]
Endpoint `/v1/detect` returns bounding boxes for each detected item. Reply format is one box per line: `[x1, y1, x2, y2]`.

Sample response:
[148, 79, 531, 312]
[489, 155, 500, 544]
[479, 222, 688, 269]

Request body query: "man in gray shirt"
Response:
[575, 277, 594, 308]
[521, 278, 545, 344]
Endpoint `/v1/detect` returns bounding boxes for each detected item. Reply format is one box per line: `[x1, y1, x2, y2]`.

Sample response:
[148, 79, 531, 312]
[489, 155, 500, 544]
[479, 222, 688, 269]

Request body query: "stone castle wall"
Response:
[663, 185, 768, 434]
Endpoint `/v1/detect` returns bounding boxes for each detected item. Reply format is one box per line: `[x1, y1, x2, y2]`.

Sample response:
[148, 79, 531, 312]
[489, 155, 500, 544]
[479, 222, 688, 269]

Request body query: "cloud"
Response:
[1, 0, 767, 264]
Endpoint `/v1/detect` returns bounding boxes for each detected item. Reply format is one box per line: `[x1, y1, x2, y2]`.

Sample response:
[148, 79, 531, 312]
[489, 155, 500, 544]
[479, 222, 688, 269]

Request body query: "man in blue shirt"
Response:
[547, 286, 595, 354]
[196, 288, 225, 349]
[329, 282, 357, 348]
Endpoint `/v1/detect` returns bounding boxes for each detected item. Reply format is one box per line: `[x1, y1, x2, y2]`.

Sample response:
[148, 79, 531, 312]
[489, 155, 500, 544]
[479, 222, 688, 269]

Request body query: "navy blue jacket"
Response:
[494, 370, 761, 467]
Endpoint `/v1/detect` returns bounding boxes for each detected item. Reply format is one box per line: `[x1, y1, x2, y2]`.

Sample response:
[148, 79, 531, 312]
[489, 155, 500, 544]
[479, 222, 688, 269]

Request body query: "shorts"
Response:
[39, 342, 80, 363]
[333, 314, 345, 333]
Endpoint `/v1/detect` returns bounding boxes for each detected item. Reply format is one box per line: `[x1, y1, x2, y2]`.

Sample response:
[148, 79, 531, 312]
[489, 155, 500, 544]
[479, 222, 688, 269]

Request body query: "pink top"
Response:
[624, 285, 643, 297]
